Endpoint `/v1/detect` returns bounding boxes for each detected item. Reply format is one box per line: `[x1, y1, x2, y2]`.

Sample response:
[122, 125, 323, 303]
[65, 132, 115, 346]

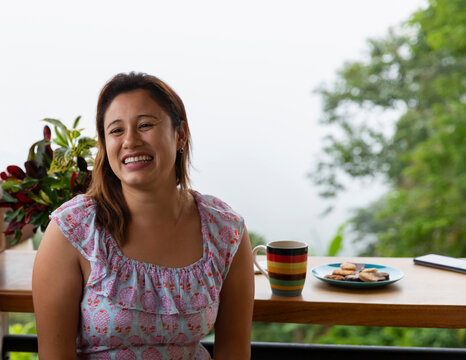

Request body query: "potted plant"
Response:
[0, 117, 96, 247]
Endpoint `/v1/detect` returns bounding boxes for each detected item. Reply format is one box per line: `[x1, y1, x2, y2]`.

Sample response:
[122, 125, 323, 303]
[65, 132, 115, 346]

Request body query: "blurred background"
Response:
[1, 0, 426, 255]
[3, 0, 466, 353]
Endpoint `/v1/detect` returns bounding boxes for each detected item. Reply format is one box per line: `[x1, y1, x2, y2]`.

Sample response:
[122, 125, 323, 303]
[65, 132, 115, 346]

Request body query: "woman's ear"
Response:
[176, 121, 188, 149]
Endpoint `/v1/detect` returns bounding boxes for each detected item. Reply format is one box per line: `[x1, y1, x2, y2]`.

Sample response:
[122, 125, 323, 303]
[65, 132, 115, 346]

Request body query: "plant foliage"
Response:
[310, 0, 466, 256]
[0, 117, 96, 244]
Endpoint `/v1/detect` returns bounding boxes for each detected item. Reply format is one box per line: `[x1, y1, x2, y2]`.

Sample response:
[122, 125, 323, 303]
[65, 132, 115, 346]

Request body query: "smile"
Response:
[123, 155, 153, 164]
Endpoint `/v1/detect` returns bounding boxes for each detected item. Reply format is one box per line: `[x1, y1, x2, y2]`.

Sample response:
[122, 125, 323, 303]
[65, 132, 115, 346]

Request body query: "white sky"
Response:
[0, 0, 427, 255]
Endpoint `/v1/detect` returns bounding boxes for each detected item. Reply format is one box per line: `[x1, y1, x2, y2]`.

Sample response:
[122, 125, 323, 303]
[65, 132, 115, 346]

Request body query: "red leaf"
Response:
[71, 172, 78, 189]
[45, 145, 53, 159]
[0, 202, 15, 208]
[43, 125, 51, 140]
[24, 160, 39, 179]
[5, 218, 26, 235]
[25, 204, 46, 223]
[25, 208, 36, 223]
[16, 192, 34, 204]
[7, 165, 26, 180]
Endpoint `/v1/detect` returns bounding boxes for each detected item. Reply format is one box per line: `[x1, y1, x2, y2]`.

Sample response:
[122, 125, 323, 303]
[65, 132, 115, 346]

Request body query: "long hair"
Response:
[87, 72, 192, 245]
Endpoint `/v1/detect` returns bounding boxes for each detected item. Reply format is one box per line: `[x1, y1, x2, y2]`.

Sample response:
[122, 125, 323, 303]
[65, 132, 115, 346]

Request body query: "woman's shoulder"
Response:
[51, 194, 96, 220]
[192, 190, 245, 278]
[55, 193, 95, 210]
[49, 194, 105, 263]
[192, 190, 243, 220]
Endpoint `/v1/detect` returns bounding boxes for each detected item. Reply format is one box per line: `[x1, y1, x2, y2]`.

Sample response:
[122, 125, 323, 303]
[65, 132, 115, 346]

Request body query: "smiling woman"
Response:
[104, 90, 184, 197]
[32, 72, 254, 360]
[88, 73, 193, 246]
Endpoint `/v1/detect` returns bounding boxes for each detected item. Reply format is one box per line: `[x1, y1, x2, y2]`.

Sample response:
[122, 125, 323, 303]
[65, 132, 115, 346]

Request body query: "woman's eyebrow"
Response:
[105, 115, 160, 130]
[136, 114, 160, 121]
[106, 119, 122, 130]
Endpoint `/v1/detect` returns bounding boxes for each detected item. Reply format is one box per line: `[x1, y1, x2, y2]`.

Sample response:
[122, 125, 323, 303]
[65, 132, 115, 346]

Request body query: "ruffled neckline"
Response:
[102, 190, 211, 273]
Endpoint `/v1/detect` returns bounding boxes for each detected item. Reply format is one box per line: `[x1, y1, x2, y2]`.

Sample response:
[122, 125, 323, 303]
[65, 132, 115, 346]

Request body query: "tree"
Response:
[311, 0, 466, 256]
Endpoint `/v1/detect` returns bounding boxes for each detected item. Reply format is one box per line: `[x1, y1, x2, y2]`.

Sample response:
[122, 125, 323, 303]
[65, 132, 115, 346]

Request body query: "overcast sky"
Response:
[0, 0, 427, 255]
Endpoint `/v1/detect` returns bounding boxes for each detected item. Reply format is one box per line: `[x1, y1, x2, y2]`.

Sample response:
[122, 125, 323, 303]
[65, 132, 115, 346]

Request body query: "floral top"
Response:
[50, 191, 244, 360]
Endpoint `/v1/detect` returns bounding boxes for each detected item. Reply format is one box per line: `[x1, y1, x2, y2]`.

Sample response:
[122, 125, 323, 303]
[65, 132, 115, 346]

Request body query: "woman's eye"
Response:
[109, 128, 123, 135]
[139, 123, 153, 129]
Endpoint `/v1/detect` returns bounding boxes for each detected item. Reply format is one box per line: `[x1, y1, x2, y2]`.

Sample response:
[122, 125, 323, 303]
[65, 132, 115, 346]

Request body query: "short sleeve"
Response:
[50, 194, 100, 262]
[195, 192, 245, 281]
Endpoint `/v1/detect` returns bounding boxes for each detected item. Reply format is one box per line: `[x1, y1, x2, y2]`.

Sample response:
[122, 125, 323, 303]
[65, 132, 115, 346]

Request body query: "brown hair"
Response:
[87, 72, 192, 244]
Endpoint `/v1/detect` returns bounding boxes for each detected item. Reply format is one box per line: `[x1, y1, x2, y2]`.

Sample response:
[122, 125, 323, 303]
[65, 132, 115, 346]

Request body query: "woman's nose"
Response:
[122, 128, 143, 148]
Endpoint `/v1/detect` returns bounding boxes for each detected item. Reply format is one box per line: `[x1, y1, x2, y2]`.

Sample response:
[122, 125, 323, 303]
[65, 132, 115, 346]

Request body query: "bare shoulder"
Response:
[33, 220, 84, 295]
[34, 220, 81, 271]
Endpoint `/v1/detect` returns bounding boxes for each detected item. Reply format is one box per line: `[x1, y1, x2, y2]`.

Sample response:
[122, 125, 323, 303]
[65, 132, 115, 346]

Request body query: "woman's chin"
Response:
[120, 176, 155, 190]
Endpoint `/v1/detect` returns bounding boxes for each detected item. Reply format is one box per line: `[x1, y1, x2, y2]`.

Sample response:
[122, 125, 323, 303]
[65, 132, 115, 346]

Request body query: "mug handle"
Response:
[252, 245, 269, 279]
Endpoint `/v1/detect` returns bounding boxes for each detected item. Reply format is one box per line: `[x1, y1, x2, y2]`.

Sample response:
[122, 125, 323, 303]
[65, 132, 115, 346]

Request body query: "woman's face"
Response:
[103, 89, 184, 192]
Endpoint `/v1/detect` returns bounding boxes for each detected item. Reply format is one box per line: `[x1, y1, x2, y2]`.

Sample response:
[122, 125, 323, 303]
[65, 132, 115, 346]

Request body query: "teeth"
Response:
[124, 155, 152, 164]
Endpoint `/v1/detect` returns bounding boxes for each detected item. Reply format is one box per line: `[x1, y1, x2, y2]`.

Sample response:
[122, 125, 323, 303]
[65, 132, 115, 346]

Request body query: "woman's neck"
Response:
[122, 184, 189, 224]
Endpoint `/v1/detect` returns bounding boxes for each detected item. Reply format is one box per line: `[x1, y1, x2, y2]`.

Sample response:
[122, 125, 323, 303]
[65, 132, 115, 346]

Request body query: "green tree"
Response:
[311, 0, 466, 257]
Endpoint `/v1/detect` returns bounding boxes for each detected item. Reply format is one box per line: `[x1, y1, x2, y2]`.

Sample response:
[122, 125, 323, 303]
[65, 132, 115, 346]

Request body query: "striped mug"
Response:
[253, 241, 308, 297]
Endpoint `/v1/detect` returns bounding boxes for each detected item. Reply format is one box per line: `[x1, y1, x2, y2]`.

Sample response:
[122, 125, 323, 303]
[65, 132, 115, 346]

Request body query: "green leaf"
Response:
[75, 137, 97, 158]
[48, 147, 74, 173]
[4, 208, 20, 223]
[27, 140, 43, 161]
[11, 230, 22, 246]
[43, 118, 67, 132]
[21, 177, 39, 188]
[54, 126, 69, 147]
[1, 191, 16, 202]
[39, 214, 50, 231]
[1, 180, 21, 191]
[29, 211, 45, 226]
[39, 177, 61, 188]
[39, 190, 52, 204]
[71, 130, 81, 139]
[40, 186, 58, 203]
[27, 193, 50, 206]
[72, 116, 81, 129]
[53, 138, 67, 148]
[327, 222, 347, 256]
[16, 210, 25, 222]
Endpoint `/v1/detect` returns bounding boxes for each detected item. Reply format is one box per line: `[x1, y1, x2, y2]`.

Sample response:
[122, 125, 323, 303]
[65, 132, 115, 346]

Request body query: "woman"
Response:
[32, 72, 254, 359]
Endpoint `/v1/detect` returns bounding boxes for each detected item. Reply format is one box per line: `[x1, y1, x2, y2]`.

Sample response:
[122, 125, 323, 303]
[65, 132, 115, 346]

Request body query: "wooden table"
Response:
[1, 251, 465, 328]
[254, 256, 466, 329]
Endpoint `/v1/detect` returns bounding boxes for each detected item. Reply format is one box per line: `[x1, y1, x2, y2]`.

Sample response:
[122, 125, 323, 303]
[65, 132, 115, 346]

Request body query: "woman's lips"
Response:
[124, 160, 152, 170]
[122, 154, 153, 164]
[122, 154, 154, 170]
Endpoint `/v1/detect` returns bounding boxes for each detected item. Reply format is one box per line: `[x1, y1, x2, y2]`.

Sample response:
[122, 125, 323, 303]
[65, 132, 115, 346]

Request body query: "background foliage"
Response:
[310, 0, 466, 257]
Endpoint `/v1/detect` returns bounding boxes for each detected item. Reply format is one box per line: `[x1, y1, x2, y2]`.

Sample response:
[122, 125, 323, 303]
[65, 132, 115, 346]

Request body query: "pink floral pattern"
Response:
[51, 191, 243, 359]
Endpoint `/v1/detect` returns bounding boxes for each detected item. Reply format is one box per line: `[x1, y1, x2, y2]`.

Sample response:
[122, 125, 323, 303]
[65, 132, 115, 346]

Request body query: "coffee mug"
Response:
[253, 240, 308, 297]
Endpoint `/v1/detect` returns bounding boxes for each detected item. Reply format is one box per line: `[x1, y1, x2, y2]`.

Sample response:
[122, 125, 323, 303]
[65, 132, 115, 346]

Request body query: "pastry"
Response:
[341, 262, 356, 271]
[325, 274, 346, 281]
[332, 269, 355, 276]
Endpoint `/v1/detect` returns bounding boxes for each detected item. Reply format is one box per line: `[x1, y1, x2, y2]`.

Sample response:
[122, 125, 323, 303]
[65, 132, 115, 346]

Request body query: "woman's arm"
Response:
[214, 226, 254, 360]
[32, 220, 83, 359]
